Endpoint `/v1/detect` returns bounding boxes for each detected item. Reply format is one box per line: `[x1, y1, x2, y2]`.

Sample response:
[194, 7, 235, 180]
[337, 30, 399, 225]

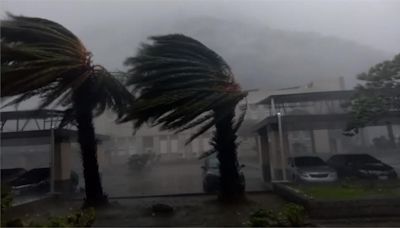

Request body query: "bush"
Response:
[2, 184, 95, 227]
[1, 184, 13, 214]
[246, 203, 307, 227]
[27, 208, 96, 227]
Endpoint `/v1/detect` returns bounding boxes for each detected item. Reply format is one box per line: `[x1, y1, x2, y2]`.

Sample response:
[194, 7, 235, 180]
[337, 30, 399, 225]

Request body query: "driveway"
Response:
[101, 160, 267, 197]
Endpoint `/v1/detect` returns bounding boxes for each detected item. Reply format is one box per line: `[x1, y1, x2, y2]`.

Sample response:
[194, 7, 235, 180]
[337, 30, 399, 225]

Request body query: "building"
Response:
[254, 90, 400, 182]
[94, 77, 348, 163]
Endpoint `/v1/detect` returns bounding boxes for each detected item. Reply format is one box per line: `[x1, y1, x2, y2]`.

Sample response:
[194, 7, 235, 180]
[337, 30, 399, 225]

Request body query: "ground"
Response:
[6, 159, 400, 226]
[101, 158, 266, 197]
[11, 158, 266, 205]
[95, 193, 287, 227]
[5, 193, 288, 227]
[289, 180, 400, 200]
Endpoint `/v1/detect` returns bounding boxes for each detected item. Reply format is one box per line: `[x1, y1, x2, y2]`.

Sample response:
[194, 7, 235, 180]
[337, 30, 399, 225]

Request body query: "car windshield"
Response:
[294, 157, 326, 167]
[346, 155, 381, 164]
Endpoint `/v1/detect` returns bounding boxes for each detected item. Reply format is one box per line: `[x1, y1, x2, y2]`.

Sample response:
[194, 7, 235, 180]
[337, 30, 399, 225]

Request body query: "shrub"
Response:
[1, 184, 13, 214]
[246, 203, 307, 227]
[27, 208, 96, 227]
[2, 184, 95, 227]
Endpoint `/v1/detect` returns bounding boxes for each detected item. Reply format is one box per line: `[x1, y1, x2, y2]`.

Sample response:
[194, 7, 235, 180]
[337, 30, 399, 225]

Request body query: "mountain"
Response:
[154, 17, 390, 90]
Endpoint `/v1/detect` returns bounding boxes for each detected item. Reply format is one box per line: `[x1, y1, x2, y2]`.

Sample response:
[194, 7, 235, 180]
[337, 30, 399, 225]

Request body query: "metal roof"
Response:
[257, 90, 354, 105]
[254, 111, 400, 132]
[0, 109, 65, 121]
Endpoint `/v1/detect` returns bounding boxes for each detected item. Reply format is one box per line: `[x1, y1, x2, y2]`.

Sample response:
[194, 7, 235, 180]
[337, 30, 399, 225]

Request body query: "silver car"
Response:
[288, 156, 337, 182]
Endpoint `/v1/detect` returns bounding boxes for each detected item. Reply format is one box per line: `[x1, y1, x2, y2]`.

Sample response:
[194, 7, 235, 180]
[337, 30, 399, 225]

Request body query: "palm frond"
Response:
[1, 13, 88, 99]
[122, 34, 247, 141]
[91, 67, 135, 118]
[2, 14, 133, 119]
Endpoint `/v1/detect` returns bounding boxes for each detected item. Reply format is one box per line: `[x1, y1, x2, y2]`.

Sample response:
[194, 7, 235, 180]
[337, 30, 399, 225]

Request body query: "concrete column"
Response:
[268, 127, 279, 181]
[54, 142, 73, 193]
[257, 129, 271, 182]
[310, 129, 316, 154]
[283, 131, 290, 160]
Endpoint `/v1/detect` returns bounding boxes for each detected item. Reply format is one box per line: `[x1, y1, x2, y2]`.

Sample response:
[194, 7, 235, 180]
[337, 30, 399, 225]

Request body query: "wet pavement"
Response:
[101, 160, 267, 197]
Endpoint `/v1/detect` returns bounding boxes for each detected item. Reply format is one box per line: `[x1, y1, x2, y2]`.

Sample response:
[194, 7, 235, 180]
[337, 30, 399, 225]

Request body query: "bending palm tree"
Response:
[122, 34, 248, 200]
[1, 14, 133, 206]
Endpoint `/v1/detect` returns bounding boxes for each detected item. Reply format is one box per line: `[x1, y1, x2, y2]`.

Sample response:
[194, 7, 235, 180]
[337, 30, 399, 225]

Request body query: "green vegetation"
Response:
[27, 208, 96, 227]
[346, 53, 400, 136]
[1, 185, 13, 215]
[121, 34, 248, 201]
[246, 203, 307, 227]
[1, 184, 95, 227]
[4, 208, 95, 227]
[290, 180, 400, 200]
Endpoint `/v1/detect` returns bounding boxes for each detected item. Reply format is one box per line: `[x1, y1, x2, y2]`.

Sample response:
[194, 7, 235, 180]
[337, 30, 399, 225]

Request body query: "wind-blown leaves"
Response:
[1, 14, 87, 98]
[1, 13, 133, 118]
[121, 34, 247, 143]
[345, 53, 400, 135]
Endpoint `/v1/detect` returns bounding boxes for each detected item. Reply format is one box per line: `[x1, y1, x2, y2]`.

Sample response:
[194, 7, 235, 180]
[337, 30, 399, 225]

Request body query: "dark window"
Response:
[294, 157, 326, 167]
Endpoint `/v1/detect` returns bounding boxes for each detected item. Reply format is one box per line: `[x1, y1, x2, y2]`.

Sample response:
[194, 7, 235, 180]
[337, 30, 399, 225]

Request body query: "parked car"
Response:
[326, 154, 398, 180]
[1, 168, 26, 184]
[10, 168, 50, 195]
[288, 156, 337, 182]
[201, 155, 246, 193]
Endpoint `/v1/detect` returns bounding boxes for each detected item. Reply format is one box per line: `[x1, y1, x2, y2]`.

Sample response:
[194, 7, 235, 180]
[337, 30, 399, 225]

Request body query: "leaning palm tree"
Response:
[121, 34, 248, 200]
[1, 14, 133, 206]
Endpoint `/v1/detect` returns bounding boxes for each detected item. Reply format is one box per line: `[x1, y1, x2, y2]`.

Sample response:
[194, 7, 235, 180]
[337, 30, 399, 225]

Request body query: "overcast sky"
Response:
[1, 0, 400, 70]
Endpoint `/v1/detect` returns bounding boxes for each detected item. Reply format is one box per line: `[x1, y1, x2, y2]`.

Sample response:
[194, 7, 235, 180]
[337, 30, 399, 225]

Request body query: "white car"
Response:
[288, 156, 337, 183]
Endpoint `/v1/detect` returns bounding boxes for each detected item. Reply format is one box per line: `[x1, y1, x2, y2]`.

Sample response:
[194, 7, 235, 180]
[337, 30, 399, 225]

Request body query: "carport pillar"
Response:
[53, 140, 73, 194]
[310, 129, 316, 154]
[257, 126, 271, 182]
[268, 126, 280, 181]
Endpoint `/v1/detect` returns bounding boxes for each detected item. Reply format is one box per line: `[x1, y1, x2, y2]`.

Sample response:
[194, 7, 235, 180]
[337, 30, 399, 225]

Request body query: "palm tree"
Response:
[121, 34, 248, 201]
[1, 14, 133, 206]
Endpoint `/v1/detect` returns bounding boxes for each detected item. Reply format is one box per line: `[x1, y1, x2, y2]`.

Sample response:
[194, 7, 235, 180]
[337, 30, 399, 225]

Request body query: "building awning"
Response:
[254, 111, 400, 132]
[0, 109, 65, 121]
[257, 88, 399, 105]
[257, 90, 354, 105]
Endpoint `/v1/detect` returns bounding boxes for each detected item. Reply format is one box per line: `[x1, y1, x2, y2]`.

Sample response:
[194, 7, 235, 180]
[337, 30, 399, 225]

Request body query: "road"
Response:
[101, 160, 267, 197]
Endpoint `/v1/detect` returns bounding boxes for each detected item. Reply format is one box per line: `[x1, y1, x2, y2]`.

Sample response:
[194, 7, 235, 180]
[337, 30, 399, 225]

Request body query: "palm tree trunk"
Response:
[73, 79, 108, 207]
[214, 106, 244, 201]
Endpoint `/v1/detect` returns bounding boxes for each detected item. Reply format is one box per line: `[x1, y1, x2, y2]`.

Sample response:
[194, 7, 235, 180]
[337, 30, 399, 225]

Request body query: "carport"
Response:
[1, 110, 108, 203]
[254, 90, 400, 182]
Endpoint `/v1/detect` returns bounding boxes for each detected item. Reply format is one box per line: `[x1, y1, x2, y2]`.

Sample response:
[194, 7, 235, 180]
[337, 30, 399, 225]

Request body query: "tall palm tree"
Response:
[1, 14, 133, 206]
[121, 34, 248, 201]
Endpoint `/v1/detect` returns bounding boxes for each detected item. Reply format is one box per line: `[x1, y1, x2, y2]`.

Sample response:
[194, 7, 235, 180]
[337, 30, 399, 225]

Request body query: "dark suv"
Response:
[326, 154, 397, 180]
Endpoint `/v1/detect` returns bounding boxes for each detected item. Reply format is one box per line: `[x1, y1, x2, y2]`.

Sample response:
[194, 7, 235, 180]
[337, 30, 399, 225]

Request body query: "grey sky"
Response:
[1, 0, 400, 70]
